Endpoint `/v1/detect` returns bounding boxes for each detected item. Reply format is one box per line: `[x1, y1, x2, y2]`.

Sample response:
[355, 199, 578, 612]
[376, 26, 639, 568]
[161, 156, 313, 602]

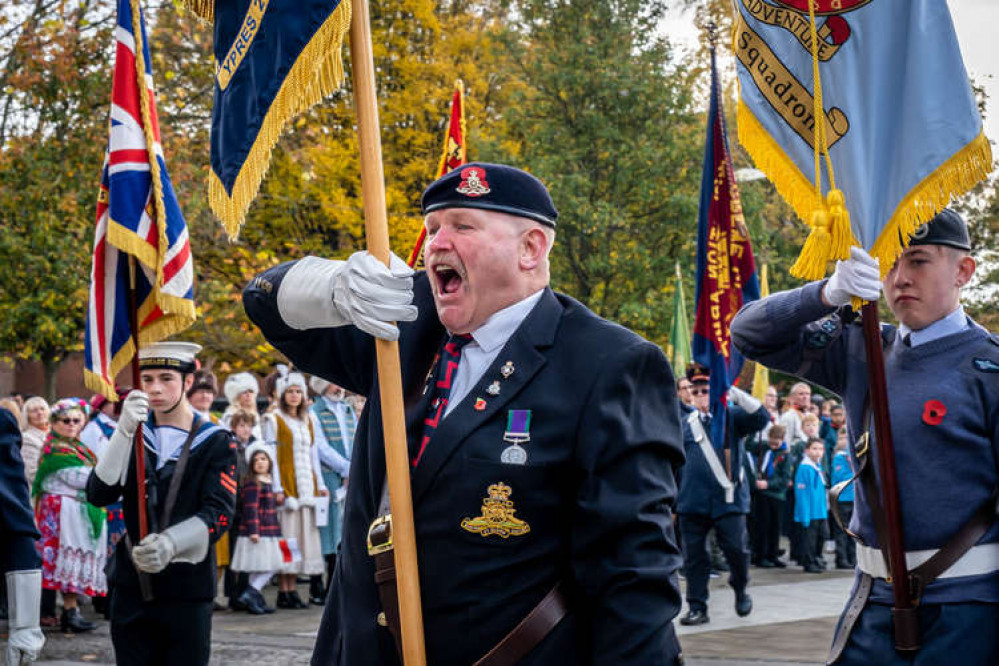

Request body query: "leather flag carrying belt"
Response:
[825, 428, 998, 664]
[367, 482, 569, 665]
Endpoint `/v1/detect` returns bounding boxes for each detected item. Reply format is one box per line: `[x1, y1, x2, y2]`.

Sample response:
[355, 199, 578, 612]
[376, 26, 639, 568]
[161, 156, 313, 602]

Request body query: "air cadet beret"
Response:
[908, 208, 971, 251]
[420, 162, 559, 228]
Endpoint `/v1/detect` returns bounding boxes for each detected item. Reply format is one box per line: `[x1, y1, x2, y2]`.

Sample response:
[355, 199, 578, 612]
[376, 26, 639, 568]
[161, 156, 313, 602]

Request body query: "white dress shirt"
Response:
[897, 305, 967, 348]
[444, 289, 545, 418]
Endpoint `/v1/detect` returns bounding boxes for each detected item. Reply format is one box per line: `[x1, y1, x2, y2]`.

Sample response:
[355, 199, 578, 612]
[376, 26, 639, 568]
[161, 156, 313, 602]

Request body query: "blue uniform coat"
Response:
[0, 409, 41, 573]
[244, 266, 685, 666]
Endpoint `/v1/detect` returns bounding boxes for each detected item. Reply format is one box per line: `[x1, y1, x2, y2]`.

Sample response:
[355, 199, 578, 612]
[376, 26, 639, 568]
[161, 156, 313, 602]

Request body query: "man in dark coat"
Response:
[2, 408, 45, 664]
[675, 365, 769, 625]
[86, 341, 237, 666]
[244, 163, 685, 665]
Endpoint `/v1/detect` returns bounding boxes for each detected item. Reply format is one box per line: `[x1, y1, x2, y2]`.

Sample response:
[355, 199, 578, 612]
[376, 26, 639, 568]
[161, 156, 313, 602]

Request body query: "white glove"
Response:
[727, 386, 762, 413]
[823, 246, 880, 307]
[132, 517, 208, 573]
[277, 253, 418, 341]
[283, 496, 300, 512]
[94, 391, 149, 486]
[5, 570, 45, 666]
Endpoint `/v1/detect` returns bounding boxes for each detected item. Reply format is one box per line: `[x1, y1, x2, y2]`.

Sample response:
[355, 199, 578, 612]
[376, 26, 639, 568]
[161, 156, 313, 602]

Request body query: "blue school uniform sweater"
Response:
[794, 459, 827, 525]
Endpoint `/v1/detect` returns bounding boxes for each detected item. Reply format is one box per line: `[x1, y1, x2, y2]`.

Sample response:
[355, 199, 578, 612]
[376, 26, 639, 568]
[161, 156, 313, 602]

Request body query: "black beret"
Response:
[909, 208, 970, 251]
[420, 162, 558, 228]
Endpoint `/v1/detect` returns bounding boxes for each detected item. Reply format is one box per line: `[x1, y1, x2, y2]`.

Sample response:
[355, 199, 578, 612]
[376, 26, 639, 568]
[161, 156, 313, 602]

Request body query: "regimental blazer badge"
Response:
[460, 482, 530, 538]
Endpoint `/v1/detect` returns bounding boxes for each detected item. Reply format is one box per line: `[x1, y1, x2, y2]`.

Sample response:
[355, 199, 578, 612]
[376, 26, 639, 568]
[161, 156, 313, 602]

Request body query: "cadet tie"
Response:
[413, 333, 473, 466]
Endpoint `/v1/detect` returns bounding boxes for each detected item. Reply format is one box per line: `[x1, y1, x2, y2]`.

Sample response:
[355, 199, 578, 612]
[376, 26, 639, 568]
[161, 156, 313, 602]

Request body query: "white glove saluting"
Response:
[5, 570, 45, 666]
[823, 246, 881, 307]
[94, 391, 149, 486]
[131, 517, 209, 574]
[277, 252, 418, 342]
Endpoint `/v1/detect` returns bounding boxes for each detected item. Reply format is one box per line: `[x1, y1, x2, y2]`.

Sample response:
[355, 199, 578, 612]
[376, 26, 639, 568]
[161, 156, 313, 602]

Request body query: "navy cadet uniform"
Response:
[676, 366, 769, 621]
[244, 163, 686, 665]
[2, 407, 46, 663]
[731, 210, 999, 664]
[86, 346, 238, 666]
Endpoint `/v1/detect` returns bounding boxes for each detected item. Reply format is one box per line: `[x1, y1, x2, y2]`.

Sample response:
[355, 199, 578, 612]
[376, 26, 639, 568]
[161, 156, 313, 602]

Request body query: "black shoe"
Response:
[309, 576, 326, 605]
[679, 609, 709, 626]
[239, 590, 267, 615]
[804, 565, 824, 574]
[735, 592, 753, 617]
[61, 607, 96, 633]
[288, 590, 308, 609]
[772, 559, 787, 568]
[835, 561, 853, 570]
[252, 588, 275, 614]
[230, 593, 248, 611]
[276, 591, 293, 609]
[757, 559, 775, 568]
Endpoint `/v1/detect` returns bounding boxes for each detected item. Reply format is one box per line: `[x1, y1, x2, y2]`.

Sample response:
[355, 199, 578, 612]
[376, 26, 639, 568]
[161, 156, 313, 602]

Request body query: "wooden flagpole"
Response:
[860, 302, 918, 650]
[127, 256, 155, 602]
[349, 0, 427, 662]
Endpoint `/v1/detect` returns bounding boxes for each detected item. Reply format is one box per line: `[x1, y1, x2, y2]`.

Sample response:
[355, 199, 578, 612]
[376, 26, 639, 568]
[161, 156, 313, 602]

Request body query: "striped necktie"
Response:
[413, 333, 473, 466]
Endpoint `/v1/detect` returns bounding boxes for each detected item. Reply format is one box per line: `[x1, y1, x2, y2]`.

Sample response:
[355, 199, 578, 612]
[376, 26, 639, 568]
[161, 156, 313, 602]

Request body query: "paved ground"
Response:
[10, 552, 854, 665]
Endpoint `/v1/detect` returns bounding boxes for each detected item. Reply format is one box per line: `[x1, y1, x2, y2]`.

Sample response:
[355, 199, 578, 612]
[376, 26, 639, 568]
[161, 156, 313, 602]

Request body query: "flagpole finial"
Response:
[706, 21, 717, 50]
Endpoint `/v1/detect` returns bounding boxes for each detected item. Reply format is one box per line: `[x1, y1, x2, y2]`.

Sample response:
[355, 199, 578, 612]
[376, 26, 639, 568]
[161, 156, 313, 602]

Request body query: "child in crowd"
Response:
[223, 409, 258, 610]
[830, 428, 856, 570]
[231, 443, 284, 615]
[794, 437, 829, 573]
[753, 424, 791, 568]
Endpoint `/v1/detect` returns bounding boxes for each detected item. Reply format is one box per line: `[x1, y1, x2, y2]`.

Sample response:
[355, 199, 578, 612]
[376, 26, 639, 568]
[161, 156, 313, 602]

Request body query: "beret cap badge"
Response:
[456, 166, 491, 197]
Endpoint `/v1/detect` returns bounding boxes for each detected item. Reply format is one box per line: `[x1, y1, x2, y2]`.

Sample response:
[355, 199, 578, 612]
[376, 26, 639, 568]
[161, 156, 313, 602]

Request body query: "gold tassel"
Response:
[209, 0, 353, 240]
[790, 208, 831, 280]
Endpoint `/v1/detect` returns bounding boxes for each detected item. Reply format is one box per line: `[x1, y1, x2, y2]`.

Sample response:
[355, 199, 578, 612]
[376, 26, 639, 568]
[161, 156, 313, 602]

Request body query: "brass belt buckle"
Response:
[367, 514, 393, 556]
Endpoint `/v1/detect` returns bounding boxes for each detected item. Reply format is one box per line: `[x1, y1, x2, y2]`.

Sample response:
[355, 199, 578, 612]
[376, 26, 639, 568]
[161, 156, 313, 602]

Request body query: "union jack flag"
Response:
[84, 0, 196, 400]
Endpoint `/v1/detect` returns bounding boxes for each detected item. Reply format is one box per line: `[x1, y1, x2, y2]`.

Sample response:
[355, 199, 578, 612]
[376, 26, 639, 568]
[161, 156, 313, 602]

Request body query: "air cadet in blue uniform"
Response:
[244, 163, 685, 665]
[676, 365, 769, 625]
[2, 408, 46, 665]
[86, 342, 238, 666]
[731, 209, 999, 664]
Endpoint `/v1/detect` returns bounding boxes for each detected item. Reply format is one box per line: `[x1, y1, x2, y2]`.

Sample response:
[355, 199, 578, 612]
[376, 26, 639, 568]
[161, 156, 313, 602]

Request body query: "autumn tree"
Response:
[0, 0, 114, 399]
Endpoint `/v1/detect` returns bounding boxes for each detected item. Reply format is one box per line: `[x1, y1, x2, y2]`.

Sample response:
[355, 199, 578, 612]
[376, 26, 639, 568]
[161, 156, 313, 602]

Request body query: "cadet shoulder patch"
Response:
[973, 357, 999, 373]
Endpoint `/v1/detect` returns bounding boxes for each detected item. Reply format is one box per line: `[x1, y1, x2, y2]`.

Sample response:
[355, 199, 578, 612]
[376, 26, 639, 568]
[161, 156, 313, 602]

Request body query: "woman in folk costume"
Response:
[309, 376, 354, 596]
[263, 369, 329, 609]
[32, 398, 106, 633]
[222, 371, 263, 440]
[19, 396, 50, 485]
[231, 442, 283, 615]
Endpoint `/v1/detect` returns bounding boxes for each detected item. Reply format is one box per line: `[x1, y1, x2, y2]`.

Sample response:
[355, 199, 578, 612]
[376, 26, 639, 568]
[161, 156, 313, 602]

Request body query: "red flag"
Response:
[408, 81, 466, 268]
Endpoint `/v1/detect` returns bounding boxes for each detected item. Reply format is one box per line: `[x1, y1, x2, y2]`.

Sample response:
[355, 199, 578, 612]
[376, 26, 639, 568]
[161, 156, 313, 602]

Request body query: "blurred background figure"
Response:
[32, 398, 106, 633]
[19, 397, 51, 487]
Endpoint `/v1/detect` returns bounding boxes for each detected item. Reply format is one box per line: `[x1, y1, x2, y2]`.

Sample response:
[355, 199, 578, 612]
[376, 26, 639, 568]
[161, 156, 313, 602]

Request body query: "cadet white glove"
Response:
[94, 391, 149, 486]
[283, 496, 300, 512]
[727, 385, 762, 413]
[131, 517, 209, 573]
[5, 570, 45, 666]
[277, 252, 418, 341]
[823, 246, 880, 307]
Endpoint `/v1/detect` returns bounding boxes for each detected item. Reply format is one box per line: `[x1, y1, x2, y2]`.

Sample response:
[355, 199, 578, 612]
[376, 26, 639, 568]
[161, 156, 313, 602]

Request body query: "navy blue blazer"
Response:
[0, 408, 41, 573]
[676, 402, 769, 518]
[244, 265, 685, 666]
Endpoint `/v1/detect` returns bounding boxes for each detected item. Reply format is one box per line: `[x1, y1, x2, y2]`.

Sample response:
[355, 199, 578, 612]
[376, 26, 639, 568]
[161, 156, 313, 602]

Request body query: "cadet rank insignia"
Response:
[460, 482, 530, 538]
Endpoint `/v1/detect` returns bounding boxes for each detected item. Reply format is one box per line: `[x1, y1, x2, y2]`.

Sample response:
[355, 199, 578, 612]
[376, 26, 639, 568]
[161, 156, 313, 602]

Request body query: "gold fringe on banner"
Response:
[180, 0, 214, 22]
[869, 131, 992, 278]
[209, 0, 353, 240]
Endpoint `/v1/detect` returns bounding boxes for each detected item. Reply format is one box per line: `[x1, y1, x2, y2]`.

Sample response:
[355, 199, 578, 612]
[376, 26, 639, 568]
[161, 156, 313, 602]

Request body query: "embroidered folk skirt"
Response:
[35, 494, 108, 596]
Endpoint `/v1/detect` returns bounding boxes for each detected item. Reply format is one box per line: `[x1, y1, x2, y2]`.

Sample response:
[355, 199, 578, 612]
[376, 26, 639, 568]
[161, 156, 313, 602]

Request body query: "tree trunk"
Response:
[42, 355, 58, 403]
